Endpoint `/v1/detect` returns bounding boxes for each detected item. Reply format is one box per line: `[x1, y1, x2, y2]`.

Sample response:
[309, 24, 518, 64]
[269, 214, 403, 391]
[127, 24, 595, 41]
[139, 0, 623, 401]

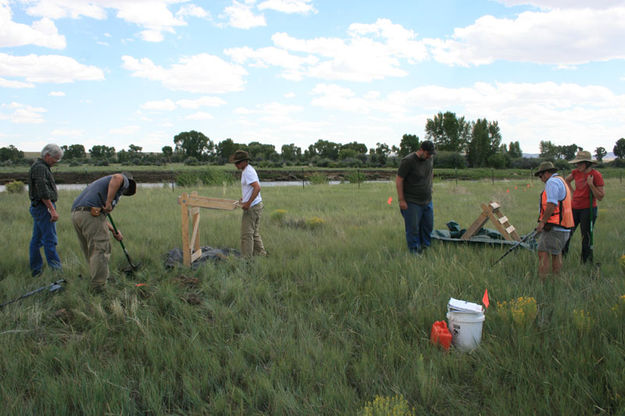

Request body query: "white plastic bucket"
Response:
[446, 311, 485, 352]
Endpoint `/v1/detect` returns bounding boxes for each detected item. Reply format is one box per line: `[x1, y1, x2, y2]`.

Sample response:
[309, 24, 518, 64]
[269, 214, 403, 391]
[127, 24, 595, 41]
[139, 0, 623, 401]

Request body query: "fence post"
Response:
[491, 168, 494, 185]
[302, 168, 305, 189]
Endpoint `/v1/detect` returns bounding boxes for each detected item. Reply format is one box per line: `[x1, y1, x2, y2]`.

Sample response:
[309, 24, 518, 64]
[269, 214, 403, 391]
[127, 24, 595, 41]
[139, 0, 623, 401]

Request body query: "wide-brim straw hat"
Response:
[534, 161, 557, 176]
[569, 150, 596, 164]
[229, 150, 250, 164]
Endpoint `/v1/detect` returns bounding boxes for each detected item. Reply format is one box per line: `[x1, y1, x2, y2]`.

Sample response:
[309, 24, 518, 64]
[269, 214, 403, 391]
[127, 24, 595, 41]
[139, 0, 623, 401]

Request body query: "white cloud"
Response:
[0, 1, 65, 49]
[50, 128, 83, 137]
[0, 77, 34, 88]
[140, 96, 226, 112]
[122, 54, 247, 93]
[1, 102, 46, 124]
[494, 0, 625, 10]
[185, 111, 214, 120]
[309, 81, 625, 152]
[176, 96, 226, 109]
[18, 0, 189, 42]
[176, 4, 209, 18]
[222, 0, 266, 29]
[0, 53, 105, 83]
[108, 125, 140, 135]
[426, 7, 625, 66]
[49, 91, 65, 96]
[141, 99, 177, 111]
[257, 0, 316, 14]
[227, 19, 428, 82]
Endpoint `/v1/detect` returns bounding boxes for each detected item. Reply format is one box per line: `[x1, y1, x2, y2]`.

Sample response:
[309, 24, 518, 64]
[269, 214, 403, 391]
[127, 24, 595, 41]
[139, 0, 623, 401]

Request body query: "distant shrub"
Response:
[6, 180, 25, 193]
[308, 173, 329, 184]
[93, 159, 109, 166]
[69, 160, 82, 167]
[199, 168, 235, 185]
[434, 151, 467, 169]
[608, 158, 625, 168]
[175, 172, 199, 187]
[338, 157, 363, 168]
[510, 157, 541, 170]
[346, 171, 366, 184]
[184, 157, 200, 166]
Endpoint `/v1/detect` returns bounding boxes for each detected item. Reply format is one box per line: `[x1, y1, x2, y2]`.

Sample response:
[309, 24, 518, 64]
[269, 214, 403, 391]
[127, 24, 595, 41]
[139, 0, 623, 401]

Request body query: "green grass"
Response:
[1, 179, 624, 415]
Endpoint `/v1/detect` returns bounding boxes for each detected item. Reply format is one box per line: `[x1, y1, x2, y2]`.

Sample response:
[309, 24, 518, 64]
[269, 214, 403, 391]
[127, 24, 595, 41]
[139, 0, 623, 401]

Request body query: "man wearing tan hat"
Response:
[563, 150, 605, 264]
[535, 161, 574, 278]
[230, 150, 267, 257]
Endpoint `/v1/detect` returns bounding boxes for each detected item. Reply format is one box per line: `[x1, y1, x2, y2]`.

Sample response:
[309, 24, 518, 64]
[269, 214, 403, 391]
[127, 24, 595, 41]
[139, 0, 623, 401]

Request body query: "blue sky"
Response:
[1, 0, 624, 154]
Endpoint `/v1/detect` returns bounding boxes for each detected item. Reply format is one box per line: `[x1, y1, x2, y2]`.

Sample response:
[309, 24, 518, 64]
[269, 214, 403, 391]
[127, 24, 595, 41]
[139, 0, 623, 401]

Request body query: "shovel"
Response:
[99, 193, 141, 274]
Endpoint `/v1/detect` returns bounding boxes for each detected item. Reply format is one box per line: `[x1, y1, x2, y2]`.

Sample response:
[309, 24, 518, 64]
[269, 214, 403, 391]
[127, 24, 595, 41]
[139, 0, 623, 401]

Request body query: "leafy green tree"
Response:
[248, 142, 279, 162]
[594, 147, 606, 162]
[559, 144, 580, 161]
[215, 139, 244, 164]
[399, 134, 419, 157]
[614, 138, 625, 159]
[425, 112, 471, 152]
[281, 143, 301, 162]
[0, 145, 24, 162]
[539, 140, 558, 160]
[60, 144, 85, 160]
[128, 144, 142, 153]
[466, 119, 501, 167]
[174, 130, 214, 161]
[89, 145, 116, 160]
[507, 141, 523, 159]
[369, 142, 391, 166]
[311, 140, 340, 160]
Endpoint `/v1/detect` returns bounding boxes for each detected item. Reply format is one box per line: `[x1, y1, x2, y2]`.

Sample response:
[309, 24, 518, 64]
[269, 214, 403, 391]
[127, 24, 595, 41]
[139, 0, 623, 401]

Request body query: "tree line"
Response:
[2, 112, 624, 169]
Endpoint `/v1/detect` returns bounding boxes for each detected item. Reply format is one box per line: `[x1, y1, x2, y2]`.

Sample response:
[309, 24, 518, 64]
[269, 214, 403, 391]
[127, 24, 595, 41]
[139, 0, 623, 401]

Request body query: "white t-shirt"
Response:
[241, 164, 262, 207]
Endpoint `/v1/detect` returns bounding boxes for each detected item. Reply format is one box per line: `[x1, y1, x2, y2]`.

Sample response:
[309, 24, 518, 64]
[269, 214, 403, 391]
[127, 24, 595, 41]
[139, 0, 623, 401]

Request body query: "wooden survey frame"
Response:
[178, 192, 240, 266]
[461, 201, 521, 242]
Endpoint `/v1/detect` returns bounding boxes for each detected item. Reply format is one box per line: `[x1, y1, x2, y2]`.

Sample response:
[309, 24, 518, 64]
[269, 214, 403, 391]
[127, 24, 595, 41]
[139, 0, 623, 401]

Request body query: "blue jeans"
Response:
[29, 203, 61, 275]
[400, 201, 433, 253]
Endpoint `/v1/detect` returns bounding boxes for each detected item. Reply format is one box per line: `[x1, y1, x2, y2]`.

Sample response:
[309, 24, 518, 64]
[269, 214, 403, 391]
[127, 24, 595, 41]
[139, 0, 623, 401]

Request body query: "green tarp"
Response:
[431, 221, 536, 250]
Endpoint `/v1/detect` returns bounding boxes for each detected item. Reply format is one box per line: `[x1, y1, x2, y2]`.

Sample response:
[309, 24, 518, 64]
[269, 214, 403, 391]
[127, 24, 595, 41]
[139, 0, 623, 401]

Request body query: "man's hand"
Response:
[241, 200, 252, 210]
[586, 175, 594, 186]
[112, 229, 123, 241]
[399, 199, 408, 210]
[48, 207, 59, 222]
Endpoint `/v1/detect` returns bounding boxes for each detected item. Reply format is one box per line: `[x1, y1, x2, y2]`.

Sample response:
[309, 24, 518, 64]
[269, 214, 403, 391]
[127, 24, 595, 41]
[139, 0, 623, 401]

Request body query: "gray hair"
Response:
[41, 144, 63, 160]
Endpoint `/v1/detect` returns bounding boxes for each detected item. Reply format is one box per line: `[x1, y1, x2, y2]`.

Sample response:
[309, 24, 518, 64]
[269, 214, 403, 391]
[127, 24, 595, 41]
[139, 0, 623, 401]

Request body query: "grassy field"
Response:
[1, 178, 624, 415]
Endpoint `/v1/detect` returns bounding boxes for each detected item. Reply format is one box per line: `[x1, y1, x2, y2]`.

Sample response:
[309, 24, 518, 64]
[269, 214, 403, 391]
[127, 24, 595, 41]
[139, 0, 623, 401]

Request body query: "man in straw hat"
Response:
[563, 150, 605, 264]
[535, 161, 574, 279]
[230, 150, 267, 258]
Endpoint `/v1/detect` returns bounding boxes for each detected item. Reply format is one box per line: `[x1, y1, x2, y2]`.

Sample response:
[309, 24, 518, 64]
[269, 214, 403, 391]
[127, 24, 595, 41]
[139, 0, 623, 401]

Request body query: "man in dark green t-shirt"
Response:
[395, 141, 435, 254]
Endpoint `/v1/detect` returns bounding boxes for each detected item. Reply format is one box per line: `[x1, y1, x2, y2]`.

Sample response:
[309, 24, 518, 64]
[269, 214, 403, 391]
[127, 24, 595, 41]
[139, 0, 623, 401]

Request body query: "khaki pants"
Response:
[72, 211, 111, 289]
[241, 202, 266, 257]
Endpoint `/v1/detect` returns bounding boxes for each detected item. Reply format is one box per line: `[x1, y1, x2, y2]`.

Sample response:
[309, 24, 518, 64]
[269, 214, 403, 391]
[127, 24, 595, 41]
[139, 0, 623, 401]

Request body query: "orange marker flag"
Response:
[482, 288, 490, 309]
[514, 186, 518, 190]
[387, 197, 393, 205]
[506, 189, 510, 193]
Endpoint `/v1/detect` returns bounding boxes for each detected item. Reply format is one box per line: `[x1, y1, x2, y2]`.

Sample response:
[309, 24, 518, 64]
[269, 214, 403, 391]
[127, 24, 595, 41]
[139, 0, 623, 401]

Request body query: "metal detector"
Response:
[1, 279, 65, 309]
[491, 229, 537, 267]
